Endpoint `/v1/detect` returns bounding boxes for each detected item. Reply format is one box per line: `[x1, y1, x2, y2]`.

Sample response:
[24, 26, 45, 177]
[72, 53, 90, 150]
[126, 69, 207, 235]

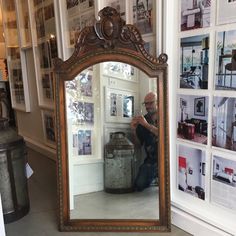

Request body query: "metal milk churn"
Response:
[0, 118, 30, 223]
[104, 132, 134, 193]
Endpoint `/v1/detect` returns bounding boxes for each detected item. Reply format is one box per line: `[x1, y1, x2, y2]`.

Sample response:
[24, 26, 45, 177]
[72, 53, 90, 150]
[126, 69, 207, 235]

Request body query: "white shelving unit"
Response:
[167, 0, 236, 235]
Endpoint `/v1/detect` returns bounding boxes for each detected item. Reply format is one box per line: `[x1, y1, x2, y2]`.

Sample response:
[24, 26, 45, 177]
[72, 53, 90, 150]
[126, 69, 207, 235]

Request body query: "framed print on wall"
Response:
[132, 0, 155, 35]
[215, 29, 236, 91]
[180, 35, 209, 89]
[177, 94, 208, 145]
[216, 0, 236, 25]
[103, 61, 137, 83]
[178, 144, 206, 200]
[105, 87, 138, 123]
[41, 109, 56, 148]
[180, 0, 211, 31]
[212, 96, 236, 152]
[211, 154, 236, 211]
[194, 97, 205, 116]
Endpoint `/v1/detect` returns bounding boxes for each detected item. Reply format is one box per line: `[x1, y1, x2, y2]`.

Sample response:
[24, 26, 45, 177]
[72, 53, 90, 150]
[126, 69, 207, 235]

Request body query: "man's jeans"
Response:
[134, 161, 157, 191]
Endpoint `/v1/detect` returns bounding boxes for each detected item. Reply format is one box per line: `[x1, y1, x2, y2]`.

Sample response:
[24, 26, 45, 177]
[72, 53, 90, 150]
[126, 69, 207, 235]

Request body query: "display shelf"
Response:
[170, 0, 236, 234]
[28, 0, 58, 109]
[1, 0, 31, 112]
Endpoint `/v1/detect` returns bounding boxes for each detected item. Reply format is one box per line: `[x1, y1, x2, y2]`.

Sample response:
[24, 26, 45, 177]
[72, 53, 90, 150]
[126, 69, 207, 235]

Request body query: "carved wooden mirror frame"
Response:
[54, 7, 170, 232]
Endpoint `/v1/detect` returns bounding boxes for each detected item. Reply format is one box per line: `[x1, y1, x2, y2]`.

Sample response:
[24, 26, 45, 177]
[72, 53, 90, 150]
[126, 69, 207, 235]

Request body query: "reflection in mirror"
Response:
[65, 62, 159, 220]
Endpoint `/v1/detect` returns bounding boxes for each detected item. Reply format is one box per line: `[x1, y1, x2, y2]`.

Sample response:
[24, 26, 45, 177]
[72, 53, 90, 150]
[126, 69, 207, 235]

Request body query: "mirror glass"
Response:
[64, 62, 159, 220]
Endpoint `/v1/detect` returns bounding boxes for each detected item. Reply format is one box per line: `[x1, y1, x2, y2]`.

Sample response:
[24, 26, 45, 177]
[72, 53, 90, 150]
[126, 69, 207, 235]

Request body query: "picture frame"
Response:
[180, 98, 187, 109]
[178, 144, 206, 201]
[66, 1, 95, 47]
[215, 29, 236, 91]
[41, 109, 56, 148]
[211, 155, 236, 211]
[17, 0, 32, 48]
[132, 0, 155, 35]
[103, 61, 137, 83]
[143, 34, 156, 57]
[216, 0, 236, 25]
[180, 35, 209, 90]
[105, 87, 138, 123]
[202, 162, 206, 176]
[180, 0, 211, 31]
[212, 96, 236, 152]
[105, 0, 126, 20]
[194, 97, 205, 116]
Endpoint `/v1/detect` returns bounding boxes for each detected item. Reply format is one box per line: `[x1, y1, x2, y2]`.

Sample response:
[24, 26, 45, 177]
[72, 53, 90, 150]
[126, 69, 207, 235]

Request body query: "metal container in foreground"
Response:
[0, 118, 29, 223]
[104, 132, 134, 193]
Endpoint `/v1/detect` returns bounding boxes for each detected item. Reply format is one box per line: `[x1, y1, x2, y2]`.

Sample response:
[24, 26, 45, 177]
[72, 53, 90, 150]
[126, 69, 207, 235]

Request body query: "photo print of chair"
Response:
[180, 35, 209, 89]
[216, 30, 236, 90]
[212, 97, 236, 151]
[178, 145, 206, 200]
[181, 0, 211, 31]
[177, 95, 208, 144]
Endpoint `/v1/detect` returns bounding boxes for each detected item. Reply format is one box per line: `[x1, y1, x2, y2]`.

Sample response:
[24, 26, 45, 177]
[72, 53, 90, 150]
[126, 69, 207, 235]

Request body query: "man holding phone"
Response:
[131, 92, 158, 191]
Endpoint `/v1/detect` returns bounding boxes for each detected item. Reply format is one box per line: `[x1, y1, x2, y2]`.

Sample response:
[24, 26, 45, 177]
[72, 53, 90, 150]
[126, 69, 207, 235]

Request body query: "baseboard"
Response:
[171, 206, 233, 236]
[23, 136, 56, 161]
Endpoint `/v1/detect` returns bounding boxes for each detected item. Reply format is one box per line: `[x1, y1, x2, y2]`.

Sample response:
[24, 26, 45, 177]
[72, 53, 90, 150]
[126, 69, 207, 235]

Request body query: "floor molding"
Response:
[171, 205, 233, 236]
[23, 136, 56, 161]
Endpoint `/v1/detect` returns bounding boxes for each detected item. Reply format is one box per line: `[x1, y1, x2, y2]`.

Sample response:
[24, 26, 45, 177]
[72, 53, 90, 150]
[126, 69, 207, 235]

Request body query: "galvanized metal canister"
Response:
[104, 132, 134, 193]
[0, 118, 29, 223]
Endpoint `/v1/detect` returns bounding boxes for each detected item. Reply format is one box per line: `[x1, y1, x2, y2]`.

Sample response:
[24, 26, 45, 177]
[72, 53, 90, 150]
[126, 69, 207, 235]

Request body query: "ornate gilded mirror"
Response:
[54, 7, 170, 232]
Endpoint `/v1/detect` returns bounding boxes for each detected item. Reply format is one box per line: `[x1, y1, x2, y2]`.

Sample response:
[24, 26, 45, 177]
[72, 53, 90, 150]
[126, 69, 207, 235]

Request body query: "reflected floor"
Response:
[70, 187, 159, 219]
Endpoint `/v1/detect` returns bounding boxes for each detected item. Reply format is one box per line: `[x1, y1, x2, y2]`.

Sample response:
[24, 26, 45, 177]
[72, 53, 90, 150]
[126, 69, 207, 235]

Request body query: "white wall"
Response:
[15, 49, 56, 159]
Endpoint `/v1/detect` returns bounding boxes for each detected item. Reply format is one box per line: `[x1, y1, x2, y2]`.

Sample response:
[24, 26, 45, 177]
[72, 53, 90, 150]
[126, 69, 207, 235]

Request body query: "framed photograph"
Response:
[177, 95, 208, 144]
[41, 109, 56, 148]
[180, 0, 211, 31]
[133, 0, 155, 35]
[180, 35, 209, 89]
[194, 97, 205, 116]
[103, 61, 137, 82]
[143, 34, 156, 57]
[66, 1, 95, 47]
[215, 30, 236, 91]
[17, 0, 31, 47]
[35, 7, 45, 39]
[211, 155, 236, 211]
[216, 0, 236, 25]
[202, 162, 206, 176]
[71, 127, 97, 157]
[212, 96, 236, 152]
[38, 42, 50, 69]
[8, 60, 31, 112]
[180, 98, 187, 108]
[41, 72, 54, 101]
[67, 101, 94, 125]
[105, 87, 138, 123]
[78, 130, 92, 155]
[105, 0, 126, 20]
[178, 144, 206, 200]
[66, 0, 78, 9]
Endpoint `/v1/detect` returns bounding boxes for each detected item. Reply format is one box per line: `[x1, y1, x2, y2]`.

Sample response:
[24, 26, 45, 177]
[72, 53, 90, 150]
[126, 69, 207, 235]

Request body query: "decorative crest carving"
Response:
[54, 6, 168, 77]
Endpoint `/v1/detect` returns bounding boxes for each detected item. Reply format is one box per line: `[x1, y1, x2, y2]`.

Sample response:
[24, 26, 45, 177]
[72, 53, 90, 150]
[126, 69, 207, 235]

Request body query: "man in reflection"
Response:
[131, 92, 158, 191]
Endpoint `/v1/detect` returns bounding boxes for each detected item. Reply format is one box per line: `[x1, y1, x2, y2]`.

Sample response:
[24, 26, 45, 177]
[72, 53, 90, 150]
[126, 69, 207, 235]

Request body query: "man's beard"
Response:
[147, 110, 157, 116]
